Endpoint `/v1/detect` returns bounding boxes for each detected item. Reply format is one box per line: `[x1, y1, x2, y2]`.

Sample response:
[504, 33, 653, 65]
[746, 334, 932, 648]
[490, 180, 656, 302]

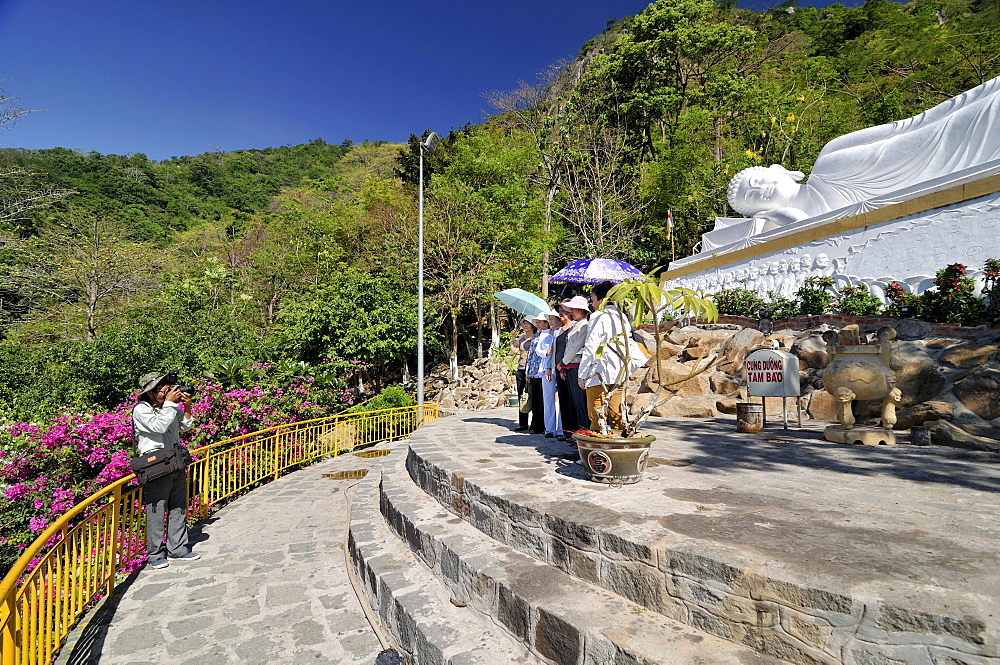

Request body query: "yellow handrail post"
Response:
[1, 596, 15, 665]
[272, 430, 280, 480]
[200, 449, 211, 519]
[107, 484, 122, 597]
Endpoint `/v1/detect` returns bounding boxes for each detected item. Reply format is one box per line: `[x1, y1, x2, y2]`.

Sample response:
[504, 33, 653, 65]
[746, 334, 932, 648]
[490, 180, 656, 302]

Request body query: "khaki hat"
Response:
[139, 372, 166, 394]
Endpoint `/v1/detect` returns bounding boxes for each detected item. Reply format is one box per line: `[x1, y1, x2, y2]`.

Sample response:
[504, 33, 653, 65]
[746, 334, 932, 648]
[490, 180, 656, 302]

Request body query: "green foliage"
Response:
[272, 267, 422, 366]
[762, 294, 800, 320]
[712, 287, 765, 317]
[835, 284, 883, 316]
[983, 259, 1000, 323]
[796, 276, 834, 315]
[345, 385, 414, 414]
[915, 263, 985, 324]
[882, 282, 921, 318]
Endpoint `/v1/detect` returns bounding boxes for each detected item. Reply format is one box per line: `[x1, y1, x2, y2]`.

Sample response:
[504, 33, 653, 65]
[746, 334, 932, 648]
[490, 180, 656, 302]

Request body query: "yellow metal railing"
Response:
[0, 403, 438, 665]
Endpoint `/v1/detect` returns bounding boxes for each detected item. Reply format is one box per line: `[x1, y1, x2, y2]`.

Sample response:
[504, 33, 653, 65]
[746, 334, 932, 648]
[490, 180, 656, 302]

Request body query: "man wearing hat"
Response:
[134, 371, 199, 569]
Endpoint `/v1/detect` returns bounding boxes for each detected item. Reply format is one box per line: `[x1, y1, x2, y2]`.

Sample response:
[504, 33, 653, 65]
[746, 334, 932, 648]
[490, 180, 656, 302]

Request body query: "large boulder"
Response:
[656, 340, 684, 361]
[716, 398, 740, 415]
[893, 401, 955, 430]
[651, 396, 718, 418]
[888, 341, 946, 408]
[894, 318, 932, 341]
[630, 392, 656, 413]
[790, 332, 830, 370]
[681, 330, 733, 361]
[938, 343, 998, 369]
[806, 389, 839, 421]
[709, 373, 741, 396]
[642, 360, 710, 397]
[953, 367, 1000, 420]
[926, 420, 1000, 453]
[667, 329, 691, 346]
[716, 327, 765, 374]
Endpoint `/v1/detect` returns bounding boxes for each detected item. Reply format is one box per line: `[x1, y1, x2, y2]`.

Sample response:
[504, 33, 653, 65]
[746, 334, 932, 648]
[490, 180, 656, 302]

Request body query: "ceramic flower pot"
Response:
[572, 432, 656, 485]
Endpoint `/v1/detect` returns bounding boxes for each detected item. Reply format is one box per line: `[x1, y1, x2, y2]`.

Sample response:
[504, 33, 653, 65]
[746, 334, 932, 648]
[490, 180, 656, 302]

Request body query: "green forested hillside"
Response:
[1, 0, 998, 419]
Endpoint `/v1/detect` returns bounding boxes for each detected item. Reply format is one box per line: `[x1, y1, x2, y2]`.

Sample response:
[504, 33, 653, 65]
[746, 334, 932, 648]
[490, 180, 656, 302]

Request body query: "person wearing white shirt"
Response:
[133, 371, 199, 569]
[526, 311, 560, 437]
[578, 282, 631, 433]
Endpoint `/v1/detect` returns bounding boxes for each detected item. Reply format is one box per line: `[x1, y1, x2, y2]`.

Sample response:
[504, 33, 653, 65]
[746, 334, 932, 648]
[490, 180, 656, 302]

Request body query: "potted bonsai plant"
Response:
[573, 275, 718, 484]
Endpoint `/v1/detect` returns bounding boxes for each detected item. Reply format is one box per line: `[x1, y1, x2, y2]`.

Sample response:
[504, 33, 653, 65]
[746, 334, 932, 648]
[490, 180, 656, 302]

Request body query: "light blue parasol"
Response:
[494, 288, 549, 318]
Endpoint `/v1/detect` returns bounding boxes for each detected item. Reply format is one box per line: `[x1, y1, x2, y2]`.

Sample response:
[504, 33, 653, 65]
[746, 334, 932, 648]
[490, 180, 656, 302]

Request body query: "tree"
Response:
[550, 88, 651, 260]
[486, 64, 571, 297]
[6, 207, 156, 340]
[423, 125, 547, 379]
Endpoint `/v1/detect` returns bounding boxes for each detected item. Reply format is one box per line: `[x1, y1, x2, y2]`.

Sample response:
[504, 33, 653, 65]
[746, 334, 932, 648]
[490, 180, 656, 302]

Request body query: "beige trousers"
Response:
[586, 384, 625, 433]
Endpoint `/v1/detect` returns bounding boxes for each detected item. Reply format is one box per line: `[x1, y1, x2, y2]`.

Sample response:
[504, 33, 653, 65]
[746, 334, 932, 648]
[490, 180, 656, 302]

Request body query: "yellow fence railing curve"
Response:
[0, 402, 438, 665]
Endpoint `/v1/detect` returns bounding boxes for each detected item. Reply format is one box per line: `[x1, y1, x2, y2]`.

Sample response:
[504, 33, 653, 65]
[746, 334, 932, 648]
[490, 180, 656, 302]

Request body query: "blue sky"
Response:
[1, 0, 861, 162]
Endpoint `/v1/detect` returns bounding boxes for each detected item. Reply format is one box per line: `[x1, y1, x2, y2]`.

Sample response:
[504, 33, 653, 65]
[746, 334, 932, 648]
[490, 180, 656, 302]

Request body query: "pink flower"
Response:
[4, 483, 30, 501]
[29, 516, 49, 533]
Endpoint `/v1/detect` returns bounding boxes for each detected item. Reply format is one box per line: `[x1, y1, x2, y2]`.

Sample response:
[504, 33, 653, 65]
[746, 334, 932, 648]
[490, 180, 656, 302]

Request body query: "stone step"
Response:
[379, 448, 789, 665]
[402, 419, 999, 665]
[347, 451, 543, 665]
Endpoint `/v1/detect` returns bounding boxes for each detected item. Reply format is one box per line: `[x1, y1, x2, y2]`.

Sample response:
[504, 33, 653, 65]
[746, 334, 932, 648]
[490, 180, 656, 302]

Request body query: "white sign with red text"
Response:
[744, 349, 800, 398]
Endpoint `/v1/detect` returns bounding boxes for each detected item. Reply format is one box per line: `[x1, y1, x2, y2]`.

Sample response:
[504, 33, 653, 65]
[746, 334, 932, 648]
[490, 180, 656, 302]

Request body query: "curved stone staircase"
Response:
[348, 411, 999, 665]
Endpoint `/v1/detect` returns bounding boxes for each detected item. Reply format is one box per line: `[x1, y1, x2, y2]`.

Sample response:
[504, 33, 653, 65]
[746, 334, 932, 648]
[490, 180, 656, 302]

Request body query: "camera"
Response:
[165, 370, 196, 396]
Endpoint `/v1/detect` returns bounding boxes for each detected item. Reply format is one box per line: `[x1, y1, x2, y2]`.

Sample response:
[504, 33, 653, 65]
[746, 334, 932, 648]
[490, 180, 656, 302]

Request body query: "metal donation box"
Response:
[743, 348, 802, 428]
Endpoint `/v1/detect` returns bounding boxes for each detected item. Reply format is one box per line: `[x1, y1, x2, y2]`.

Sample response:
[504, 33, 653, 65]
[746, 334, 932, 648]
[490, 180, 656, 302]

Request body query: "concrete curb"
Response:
[348, 448, 540, 665]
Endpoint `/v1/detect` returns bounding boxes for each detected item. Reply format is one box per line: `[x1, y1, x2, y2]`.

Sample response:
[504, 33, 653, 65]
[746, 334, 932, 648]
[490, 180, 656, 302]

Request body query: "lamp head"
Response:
[421, 131, 440, 154]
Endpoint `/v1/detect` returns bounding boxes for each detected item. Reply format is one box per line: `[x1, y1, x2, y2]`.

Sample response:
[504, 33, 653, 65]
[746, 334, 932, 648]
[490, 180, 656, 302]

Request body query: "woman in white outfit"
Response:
[527, 311, 561, 438]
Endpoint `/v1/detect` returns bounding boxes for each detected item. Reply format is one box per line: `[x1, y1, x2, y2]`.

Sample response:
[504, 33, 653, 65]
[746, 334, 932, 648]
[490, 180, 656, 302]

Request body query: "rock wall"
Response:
[431, 324, 1000, 451]
[627, 323, 1000, 451]
[429, 356, 515, 412]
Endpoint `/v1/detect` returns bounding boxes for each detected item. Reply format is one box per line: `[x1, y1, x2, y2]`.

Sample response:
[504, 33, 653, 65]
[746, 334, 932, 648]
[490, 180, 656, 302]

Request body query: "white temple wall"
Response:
[665, 191, 1000, 303]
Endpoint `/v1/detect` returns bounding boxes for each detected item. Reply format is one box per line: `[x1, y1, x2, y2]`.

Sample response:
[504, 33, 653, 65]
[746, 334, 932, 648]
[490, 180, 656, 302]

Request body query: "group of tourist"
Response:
[510, 281, 632, 439]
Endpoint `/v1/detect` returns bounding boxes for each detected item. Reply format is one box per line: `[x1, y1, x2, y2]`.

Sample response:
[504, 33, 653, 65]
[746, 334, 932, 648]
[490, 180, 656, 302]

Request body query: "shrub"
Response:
[0, 372, 362, 575]
[345, 385, 413, 414]
[982, 258, 1000, 323]
[836, 284, 883, 316]
[916, 263, 984, 324]
[711, 288, 765, 317]
[762, 293, 800, 320]
[796, 277, 834, 315]
[882, 282, 920, 318]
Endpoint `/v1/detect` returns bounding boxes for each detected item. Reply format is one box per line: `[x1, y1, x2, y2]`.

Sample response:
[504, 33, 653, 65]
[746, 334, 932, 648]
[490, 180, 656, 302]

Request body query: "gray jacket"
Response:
[133, 401, 194, 455]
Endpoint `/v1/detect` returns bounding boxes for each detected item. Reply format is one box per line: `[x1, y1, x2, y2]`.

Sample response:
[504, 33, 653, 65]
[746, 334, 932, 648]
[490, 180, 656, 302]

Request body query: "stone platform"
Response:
[351, 408, 1000, 665]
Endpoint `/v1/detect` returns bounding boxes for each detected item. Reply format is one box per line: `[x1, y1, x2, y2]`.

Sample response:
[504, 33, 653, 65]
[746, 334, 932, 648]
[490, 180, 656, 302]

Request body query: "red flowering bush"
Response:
[0, 363, 359, 575]
[916, 263, 984, 324]
[882, 282, 921, 318]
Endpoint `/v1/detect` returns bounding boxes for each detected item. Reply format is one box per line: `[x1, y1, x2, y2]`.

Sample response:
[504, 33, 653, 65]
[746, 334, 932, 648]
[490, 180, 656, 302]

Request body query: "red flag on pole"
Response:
[666, 208, 674, 239]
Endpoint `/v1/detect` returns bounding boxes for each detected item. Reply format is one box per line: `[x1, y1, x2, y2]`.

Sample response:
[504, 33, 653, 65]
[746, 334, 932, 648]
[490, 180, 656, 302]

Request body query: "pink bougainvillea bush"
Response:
[0, 370, 359, 576]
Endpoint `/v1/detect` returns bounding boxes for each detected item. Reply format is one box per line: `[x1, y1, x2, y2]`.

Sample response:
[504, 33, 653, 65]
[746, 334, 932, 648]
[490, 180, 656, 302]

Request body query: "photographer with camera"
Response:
[133, 371, 200, 569]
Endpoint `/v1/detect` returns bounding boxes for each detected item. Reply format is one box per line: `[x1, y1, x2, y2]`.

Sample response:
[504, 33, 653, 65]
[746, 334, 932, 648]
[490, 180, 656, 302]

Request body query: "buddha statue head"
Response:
[727, 164, 806, 216]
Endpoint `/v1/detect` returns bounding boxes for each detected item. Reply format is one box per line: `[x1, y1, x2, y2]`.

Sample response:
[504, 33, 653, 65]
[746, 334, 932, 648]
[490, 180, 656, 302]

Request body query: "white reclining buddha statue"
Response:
[693, 75, 1000, 258]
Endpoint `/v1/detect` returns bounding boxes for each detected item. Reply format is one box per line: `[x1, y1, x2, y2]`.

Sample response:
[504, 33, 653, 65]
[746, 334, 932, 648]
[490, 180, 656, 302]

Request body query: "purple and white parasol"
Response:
[549, 258, 645, 284]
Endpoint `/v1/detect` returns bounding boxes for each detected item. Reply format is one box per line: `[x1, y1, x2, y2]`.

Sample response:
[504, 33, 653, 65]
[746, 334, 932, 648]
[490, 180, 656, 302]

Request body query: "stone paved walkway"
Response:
[56, 444, 398, 665]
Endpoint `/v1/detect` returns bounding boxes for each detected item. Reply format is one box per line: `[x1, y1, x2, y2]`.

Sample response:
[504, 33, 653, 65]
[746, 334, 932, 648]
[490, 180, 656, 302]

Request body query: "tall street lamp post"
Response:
[417, 131, 439, 407]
